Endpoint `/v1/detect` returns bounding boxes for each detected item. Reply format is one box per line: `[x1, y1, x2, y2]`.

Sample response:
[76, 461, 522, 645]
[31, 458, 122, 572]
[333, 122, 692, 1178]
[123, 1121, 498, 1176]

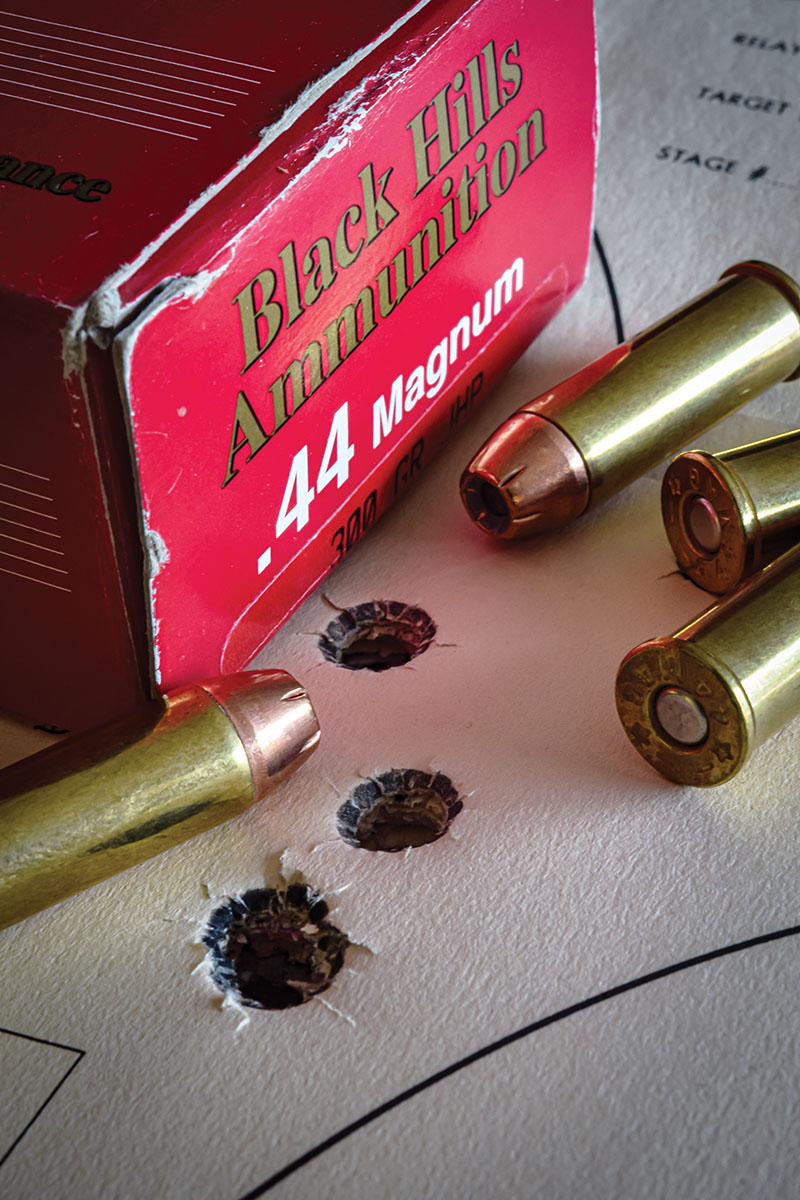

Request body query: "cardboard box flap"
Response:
[0, 0, 429, 307]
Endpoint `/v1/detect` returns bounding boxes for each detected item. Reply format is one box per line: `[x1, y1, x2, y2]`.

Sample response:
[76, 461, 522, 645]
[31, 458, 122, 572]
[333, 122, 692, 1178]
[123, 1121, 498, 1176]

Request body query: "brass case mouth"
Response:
[615, 638, 753, 786]
[200, 670, 320, 803]
[0, 671, 321, 932]
[661, 452, 757, 594]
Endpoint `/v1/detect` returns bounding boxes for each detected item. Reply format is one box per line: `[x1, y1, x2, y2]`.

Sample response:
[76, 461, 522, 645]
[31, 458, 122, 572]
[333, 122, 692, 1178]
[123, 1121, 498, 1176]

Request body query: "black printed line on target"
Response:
[593, 229, 625, 343]
[238, 921, 800, 1198]
[0, 1026, 85, 1171]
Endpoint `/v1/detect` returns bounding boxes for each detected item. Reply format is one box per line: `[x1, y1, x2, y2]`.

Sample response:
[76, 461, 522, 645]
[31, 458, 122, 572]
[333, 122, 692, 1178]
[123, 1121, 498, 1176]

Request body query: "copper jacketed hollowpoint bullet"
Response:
[662, 429, 800, 593]
[0, 670, 320, 931]
[615, 545, 800, 786]
[460, 261, 800, 538]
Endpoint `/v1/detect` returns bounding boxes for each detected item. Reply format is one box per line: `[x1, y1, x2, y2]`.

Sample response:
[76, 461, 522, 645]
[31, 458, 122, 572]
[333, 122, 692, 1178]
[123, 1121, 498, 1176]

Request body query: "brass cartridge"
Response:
[0, 670, 320, 931]
[461, 261, 800, 538]
[662, 429, 800, 593]
[615, 545, 800, 785]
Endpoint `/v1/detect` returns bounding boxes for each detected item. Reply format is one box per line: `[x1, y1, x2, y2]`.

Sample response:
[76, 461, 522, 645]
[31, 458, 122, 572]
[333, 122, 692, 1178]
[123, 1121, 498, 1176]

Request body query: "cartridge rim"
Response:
[615, 638, 752, 786]
[661, 451, 758, 593]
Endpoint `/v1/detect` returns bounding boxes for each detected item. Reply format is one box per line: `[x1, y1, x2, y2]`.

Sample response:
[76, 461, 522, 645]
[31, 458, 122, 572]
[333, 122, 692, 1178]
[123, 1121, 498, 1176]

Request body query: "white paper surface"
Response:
[3, 1, 800, 1195]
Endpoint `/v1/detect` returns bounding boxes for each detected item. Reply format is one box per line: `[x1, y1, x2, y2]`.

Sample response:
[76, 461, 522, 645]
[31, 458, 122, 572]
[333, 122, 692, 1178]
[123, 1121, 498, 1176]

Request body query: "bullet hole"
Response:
[318, 600, 436, 671]
[337, 769, 462, 852]
[202, 884, 349, 1010]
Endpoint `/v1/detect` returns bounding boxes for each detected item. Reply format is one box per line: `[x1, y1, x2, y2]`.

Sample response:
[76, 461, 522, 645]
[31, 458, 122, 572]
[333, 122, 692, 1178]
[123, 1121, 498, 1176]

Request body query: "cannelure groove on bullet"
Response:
[460, 261, 800, 538]
[0, 670, 320, 932]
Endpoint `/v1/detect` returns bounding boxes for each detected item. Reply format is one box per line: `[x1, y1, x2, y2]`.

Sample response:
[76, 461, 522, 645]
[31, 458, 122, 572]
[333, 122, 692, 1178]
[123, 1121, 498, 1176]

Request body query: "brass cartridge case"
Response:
[461, 262, 800, 538]
[662, 429, 800, 593]
[615, 546, 800, 785]
[0, 671, 320, 931]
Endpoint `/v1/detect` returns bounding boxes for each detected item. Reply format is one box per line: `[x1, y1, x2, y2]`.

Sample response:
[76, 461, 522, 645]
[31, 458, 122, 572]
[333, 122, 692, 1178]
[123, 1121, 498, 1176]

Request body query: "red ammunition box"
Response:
[0, 0, 597, 730]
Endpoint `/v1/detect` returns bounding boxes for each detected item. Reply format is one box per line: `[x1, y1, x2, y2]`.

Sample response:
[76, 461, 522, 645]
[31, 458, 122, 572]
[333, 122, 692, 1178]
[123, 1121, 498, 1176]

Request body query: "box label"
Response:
[119, 0, 596, 684]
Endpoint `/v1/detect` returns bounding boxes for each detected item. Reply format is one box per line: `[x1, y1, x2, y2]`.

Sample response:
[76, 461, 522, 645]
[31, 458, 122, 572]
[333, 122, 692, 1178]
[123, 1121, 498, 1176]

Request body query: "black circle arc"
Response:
[593, 228, 625, 342]
[239, 922, 800, 1197]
